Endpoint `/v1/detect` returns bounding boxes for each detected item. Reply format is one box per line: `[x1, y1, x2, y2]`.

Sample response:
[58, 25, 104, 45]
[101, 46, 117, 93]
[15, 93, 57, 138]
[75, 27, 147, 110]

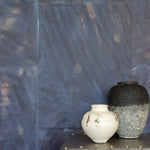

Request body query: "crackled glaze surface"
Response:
[108, 82, 149, 106]
[108, 82, 149, 138]
[109, 104, 149, 138]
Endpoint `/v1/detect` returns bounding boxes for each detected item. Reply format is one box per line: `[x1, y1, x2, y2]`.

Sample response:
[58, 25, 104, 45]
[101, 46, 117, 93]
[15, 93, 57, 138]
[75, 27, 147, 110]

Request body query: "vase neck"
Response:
[118, 81, 138, 85]
[91, 104, 108, 111]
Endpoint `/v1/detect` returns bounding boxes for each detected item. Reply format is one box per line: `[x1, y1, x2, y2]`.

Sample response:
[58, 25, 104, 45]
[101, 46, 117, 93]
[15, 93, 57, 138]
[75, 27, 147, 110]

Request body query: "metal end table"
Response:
[60, 134, 150, 150]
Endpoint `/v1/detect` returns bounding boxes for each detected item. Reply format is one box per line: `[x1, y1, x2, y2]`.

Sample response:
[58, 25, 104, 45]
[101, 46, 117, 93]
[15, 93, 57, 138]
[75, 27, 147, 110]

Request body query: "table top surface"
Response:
[60, 134, 150, 150]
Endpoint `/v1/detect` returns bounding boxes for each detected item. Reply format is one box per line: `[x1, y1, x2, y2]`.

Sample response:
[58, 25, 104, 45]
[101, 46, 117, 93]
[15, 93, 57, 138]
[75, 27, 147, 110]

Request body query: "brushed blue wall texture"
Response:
[0, 0, 150, 150]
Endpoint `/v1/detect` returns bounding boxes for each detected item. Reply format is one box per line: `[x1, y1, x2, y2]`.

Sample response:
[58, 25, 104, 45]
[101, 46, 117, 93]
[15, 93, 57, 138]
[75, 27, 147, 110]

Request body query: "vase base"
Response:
[92, 140, 107, 143]
[119, 136, 139, 139]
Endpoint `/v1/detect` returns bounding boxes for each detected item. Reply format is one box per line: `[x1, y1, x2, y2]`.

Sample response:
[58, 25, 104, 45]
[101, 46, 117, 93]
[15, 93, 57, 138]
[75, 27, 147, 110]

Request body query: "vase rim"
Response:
[91, 104, 108, 111]
[91, 104, 108, 107]
[118, 81, 138, 85]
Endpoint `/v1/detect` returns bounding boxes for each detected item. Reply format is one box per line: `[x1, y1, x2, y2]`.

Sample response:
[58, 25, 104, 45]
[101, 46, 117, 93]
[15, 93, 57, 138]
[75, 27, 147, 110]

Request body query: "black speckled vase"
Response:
[108, 81, 149, 139]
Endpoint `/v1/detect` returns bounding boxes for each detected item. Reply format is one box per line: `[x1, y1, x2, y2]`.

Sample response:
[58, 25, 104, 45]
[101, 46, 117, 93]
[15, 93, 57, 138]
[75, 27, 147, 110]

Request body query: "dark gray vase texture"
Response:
[108, 81, 149, 139]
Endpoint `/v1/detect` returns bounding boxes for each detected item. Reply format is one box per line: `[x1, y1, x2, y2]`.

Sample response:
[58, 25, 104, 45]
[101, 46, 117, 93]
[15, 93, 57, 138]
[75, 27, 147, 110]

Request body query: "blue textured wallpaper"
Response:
[0, 1, 38, 150]
[38, 1, 130, 128]
[131, 0, 150, 133]
[0, 0, 150, 150]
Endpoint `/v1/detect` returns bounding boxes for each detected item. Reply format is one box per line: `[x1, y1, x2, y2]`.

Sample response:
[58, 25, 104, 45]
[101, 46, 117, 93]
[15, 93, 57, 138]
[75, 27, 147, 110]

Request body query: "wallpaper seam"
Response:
[35, 0, 40, 149]
[130, 1, 133, 81]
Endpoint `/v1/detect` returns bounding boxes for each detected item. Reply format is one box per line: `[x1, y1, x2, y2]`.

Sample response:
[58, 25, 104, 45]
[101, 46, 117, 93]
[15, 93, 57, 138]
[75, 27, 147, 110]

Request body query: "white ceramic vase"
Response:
[81, 104, 119, 143]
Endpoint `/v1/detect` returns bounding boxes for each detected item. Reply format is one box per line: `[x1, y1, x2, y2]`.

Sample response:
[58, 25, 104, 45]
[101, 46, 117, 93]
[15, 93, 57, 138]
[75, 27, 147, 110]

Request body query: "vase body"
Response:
[108, 82, 149, 139]
[81, 104, 119, 143]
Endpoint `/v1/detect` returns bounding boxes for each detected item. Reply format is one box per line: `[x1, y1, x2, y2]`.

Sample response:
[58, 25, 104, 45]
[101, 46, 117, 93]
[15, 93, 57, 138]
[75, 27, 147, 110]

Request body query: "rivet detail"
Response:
[80, 145, 83, 149]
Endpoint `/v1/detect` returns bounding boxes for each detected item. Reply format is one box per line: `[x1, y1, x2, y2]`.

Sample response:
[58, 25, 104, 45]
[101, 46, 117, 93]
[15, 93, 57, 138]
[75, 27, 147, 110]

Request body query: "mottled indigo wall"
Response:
[0, 0, 150, 150]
